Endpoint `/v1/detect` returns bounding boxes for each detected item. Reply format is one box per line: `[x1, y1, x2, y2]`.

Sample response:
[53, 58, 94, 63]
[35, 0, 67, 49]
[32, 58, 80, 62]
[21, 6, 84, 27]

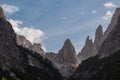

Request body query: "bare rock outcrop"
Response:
[17, 35, 32, 48]
[45, 39, 79, 77]
[16, 35, 45, 55]
[47, 39, 80, 77]
[0, 6, 5, 19]
[55, 39, 78, 64]
[78, 25, 103, 61]
[45, 52, 57, 62]
[78, 36, 93, 61]
[30, 43, 45, 55]
[98, 8, 120, 56]
[94, 25, 103, 49]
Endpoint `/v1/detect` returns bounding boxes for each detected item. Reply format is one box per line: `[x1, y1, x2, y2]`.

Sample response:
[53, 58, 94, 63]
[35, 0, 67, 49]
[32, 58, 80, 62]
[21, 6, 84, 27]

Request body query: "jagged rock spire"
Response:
[53, 39, 79, 77]
[55, 38, 78, 64]
[103, 8, 120, 41]
[78, 25, 103, 61]
[98, 7, 120, 56]
[85, 36, 93, 45]
[78, 36, 93, 60]
[0, 6, 5, 19]
[94, 25, 103, 44]
[93, 25, 103, 53]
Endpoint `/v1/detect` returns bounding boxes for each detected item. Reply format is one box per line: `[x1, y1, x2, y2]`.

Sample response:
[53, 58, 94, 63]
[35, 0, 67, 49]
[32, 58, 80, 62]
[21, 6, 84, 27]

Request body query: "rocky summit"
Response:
[78, 36, 93, 61]
[0, 7, 5, 19]
[46, 39, 79, 78]
[78, 24, 103, 61]
[17, 35, 45, 56]
[98, 8, 120, 57]
[17, 35, 32, 48]
[93, 25, 103, 54]
[55, 39, 78, 64]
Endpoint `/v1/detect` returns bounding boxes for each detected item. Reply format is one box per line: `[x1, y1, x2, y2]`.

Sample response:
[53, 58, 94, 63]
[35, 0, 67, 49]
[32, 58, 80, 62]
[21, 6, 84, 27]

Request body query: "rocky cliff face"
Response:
[78, 36, 93, 61]
[30, 43, 45, 55]
[17, 35, 45, 55]
[17, 35, 32, 48]
[0, 18, 22, 69]
[46, 39, 79, 78]
[103, 8, 120, 42]
[55, 39, 78, 64]
[0, 7, 5, 19]
[98, 8, 120, 57]
[93, 25, 103, 53]
[78, 25, 103, 61]
[45, 52, 57, 62]
[0, 7, 63, 80]
[78, 8, 120, 60]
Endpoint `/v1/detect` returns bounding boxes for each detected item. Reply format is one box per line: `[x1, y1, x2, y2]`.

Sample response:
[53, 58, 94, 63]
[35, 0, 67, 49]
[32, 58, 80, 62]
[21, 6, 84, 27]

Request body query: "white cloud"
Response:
[1, 4, 19, 14]
[8, 19, 46, 51]
[104, 2, 117, 8]
[102, 11, 113, 21]
[92, 10, 96, 14]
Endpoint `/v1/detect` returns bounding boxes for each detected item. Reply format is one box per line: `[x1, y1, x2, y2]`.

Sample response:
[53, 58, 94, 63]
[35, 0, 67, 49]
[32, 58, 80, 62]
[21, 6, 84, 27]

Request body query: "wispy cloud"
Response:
[1, 4, 19, 14]
[102, 11, 113, 21]
[104, 2, 117, 9]
[92, 10, 96, 14]
[8, 19, 46, 44]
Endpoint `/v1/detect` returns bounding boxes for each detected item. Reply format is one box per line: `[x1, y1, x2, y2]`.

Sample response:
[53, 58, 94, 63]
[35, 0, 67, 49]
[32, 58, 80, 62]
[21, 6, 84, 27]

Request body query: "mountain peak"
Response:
[53, 39, 79, 77]
[103, 7, 120, 41]
[63, 38, 73, 49]
[86, 36, 90, 41]
[85, 36, 92, 45]
[65, 38, 71, 42]
[94, 25, 103, 44]
[97, 24, 102, 30]
[0, 6, 5, 19]
[98, 7, 120, 56]
[115, 7, 120, 13]
[55, 38, 78, 64]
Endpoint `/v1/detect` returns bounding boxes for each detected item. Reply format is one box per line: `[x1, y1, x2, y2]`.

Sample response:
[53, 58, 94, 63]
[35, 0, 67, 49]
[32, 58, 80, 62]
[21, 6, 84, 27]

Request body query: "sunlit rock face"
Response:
[17, 35, 32, 48]
[30, 43, 45, 55]
[78, 36, 93, 61]
[46, 39, 80, 78]
[17, 35, 45, 55]
[93, 25, 103, 54]
[55, 39, 78, 64]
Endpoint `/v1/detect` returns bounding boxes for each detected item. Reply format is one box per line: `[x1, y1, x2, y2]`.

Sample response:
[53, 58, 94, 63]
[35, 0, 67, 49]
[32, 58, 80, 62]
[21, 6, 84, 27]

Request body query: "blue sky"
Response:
[0, 0, 120, 53]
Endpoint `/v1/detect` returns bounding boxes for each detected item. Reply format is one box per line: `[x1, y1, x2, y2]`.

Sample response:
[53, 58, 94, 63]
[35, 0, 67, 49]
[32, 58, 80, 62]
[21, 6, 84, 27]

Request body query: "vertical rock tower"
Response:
[0, 6, 5, 19]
